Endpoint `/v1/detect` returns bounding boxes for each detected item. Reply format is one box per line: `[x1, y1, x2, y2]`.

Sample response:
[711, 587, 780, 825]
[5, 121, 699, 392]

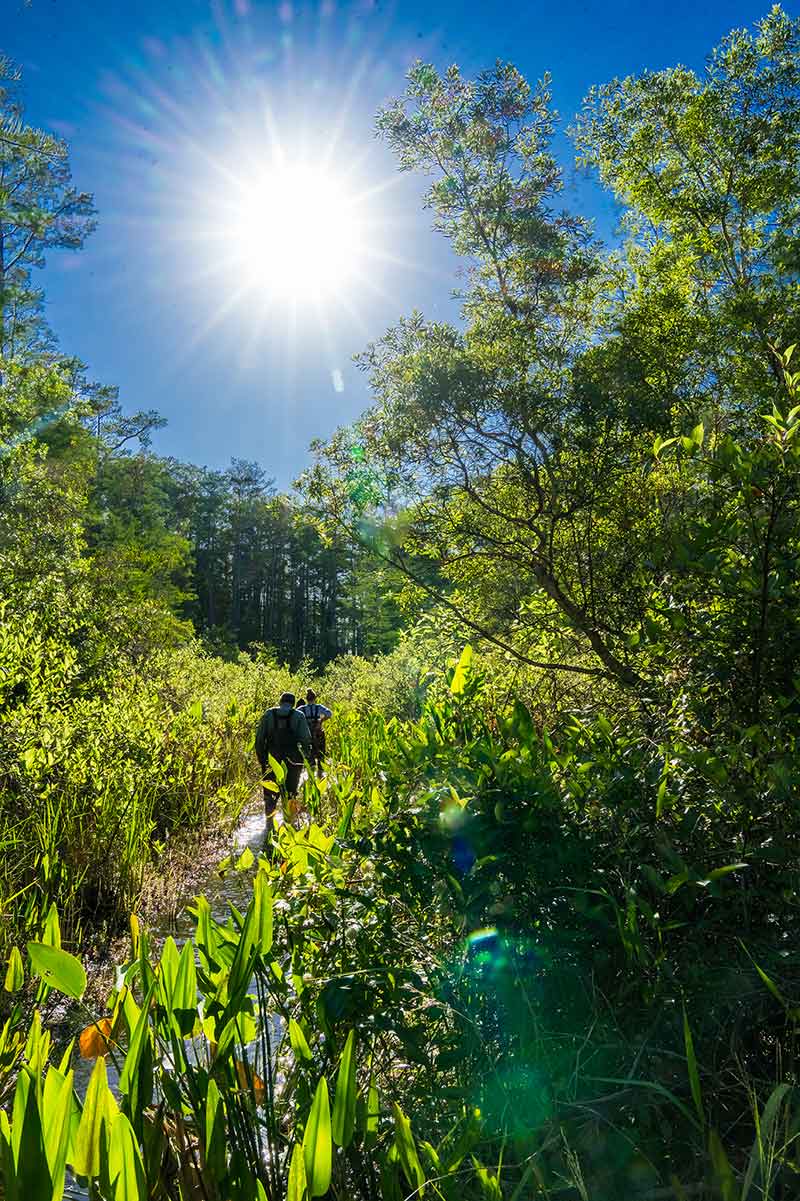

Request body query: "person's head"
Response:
[306, 689, 316, 703]
[279, 691, 295, 708]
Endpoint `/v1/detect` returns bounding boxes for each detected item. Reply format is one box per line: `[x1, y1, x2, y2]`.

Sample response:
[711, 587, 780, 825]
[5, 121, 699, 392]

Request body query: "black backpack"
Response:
[267, 709, 299, 760]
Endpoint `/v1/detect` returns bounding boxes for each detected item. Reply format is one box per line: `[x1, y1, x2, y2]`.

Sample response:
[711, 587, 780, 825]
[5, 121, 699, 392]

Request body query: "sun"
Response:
[226, 163, 366, 301]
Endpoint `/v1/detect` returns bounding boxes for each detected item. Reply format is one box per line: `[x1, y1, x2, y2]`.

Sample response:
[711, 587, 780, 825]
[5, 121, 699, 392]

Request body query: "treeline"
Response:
[91, 450, 403, 664]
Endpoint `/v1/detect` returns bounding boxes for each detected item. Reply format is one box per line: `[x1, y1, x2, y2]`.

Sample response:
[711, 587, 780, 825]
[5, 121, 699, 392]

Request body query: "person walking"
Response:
[298, 689, 332, 774]
[255, 692, 312, 820]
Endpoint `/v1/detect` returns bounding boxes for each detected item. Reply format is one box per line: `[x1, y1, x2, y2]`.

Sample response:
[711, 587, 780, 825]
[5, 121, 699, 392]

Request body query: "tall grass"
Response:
[0, 613, 306, 958]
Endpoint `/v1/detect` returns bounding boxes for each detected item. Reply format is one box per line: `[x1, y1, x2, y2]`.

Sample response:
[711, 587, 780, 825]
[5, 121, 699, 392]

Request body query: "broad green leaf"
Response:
[287, 1141, 308, 1201]
[0, 1109, 14, 1201]
[253, 870, 273, 956]
[392, 1102, 425, 1195]
[267, 754, 286, 784]
[119, 982, 156, 1097]
[4, 947, 24, 993]
[172, 940, 198, 1035]
[225, 894, 259, 1013]
[108, 1113, 146, 1201]
[72, 1056, 117, 1178]
[27, 943, 86, 1000]
[42, 1066, 74, 1201]
[205, 1078, 226, 1184]
[42, 903, 61, 949]
[289, 1019, 313, 1061]
[24, 1009, 51, 1077]
[302, 1077, 332, 1198]
[449, 645, 473, 696]
[331, 1029, 357, 1148]
[235, 847, 254, 871]
[157, 937, 180, 1007]
[365, 1078, 379, 1149]
[11, 1067, 52, 1201]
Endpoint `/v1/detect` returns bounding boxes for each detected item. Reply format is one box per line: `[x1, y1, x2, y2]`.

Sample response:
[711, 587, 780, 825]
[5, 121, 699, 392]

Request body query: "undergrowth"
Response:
[1, 649, 797, 1200]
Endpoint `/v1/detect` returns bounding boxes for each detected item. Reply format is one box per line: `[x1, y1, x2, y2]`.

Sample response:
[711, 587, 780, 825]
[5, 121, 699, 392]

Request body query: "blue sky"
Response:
[5, 0, 796, 485]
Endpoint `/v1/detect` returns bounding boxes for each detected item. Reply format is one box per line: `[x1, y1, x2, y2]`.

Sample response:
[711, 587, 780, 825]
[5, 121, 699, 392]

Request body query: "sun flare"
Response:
[227, 164, 366, 301]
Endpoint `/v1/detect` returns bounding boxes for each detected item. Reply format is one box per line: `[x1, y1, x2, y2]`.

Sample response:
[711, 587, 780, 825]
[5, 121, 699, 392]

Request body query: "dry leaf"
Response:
[79, 1017, 114, 1059]
[235, 1059, 266, 1104]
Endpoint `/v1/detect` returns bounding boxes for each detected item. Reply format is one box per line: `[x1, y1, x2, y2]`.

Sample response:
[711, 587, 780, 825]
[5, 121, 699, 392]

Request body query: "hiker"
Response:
[255, 692, 312, 817]
[298, 689, 332, 774]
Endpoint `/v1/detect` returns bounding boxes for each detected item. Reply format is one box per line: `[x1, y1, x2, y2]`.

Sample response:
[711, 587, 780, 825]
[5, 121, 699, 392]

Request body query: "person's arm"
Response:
[255, 713, 270, 768]
[317, 704, 332, 720]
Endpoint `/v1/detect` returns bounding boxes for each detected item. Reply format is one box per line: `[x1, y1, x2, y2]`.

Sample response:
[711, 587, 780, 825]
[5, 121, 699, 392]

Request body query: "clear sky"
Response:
[5, 0, 796, 486]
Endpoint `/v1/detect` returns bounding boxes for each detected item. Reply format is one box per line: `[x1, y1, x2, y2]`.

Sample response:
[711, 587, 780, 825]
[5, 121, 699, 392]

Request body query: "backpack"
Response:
[266, 708, 300, 760]
[304, 703, 325, 748]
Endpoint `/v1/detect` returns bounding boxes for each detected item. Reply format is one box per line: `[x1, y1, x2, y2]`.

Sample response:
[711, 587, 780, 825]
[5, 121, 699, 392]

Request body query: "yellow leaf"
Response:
[235, 1059, 266, 1105]
[79, 1017, 115, 1059]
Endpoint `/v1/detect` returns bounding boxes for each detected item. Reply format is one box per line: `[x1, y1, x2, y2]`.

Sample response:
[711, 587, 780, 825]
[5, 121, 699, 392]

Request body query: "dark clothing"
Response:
[255, 704, 312, 768]
[255, 704, 312, 809]
[298, 702, 331, 771]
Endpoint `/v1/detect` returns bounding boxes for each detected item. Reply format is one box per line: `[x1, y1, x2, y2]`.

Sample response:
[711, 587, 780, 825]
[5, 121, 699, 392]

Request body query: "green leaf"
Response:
[157, 937, 179, 1007]
[0, 1108, 15, 1201]
[288, 1142, 309, 1201]
[4, 947, 24, 993]
[10, 1066, 52, 1201]
[708, 1128, 737, 1201]
[740, 942, 788, 1010]
[331, 1029, 357, 1148]
[449, 645, 473, 696]
[364, 1078, 379, 1149]
[653, 435, 678, 458]
[303, 1077, 332, 1198]
[172, 940, 198, 1035]
[235, 847, 254, 871]
[42, 1066, 75, 1201]
[683, 1007, 705, 1127]
[742, 1083, 791, 1201]
[690, 422, 704, 446]
[701, 862, 747, 883]
[108, 1113, 146, 1201]
[289, 1019, 313, 1061]
[27, 943, 86, 1000]
[42, 903, 61, 949]
[119, 982, 156, 1098]
[205, 1079, 226, 1184]
[392, 1102, 425, 1195]
[267, 754, 286, 784]
[72, 1055, 117, 1178]
[253, 870, 273, 956]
